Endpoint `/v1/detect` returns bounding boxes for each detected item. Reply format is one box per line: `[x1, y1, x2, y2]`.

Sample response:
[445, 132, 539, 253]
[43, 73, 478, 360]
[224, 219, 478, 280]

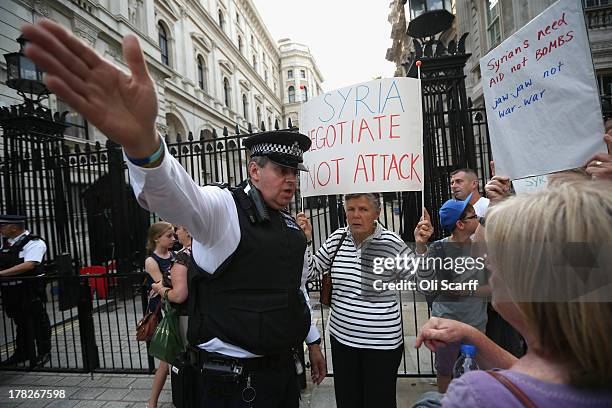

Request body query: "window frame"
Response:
[158, 22, 169, 66]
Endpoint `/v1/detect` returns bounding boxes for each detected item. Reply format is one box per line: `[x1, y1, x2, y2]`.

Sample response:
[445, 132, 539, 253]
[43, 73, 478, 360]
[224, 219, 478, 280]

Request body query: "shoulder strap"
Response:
[328, 230, 348, 272]
[486, 371, 538, 408]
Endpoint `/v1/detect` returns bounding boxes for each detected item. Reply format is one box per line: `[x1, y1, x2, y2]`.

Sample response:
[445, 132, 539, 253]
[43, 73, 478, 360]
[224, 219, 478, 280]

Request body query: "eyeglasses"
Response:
[461, 214, 479, 222]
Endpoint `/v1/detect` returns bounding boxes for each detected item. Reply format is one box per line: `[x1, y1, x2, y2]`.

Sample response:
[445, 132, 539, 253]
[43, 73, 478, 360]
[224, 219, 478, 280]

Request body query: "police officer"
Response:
[0, 215, 52, 367]
[21, 20, 326, 406]
[128, 131, 326, 407]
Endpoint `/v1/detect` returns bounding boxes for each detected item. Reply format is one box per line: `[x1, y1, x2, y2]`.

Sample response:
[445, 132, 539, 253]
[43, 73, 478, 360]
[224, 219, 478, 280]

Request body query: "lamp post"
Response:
[4, 35, 49, 100]
[1, 35, 67, 239]
[1, 35, 66, 137]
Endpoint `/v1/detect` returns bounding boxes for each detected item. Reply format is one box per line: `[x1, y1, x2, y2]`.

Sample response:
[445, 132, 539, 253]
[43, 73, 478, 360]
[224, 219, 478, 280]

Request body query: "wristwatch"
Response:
[307, 338, 321, 346]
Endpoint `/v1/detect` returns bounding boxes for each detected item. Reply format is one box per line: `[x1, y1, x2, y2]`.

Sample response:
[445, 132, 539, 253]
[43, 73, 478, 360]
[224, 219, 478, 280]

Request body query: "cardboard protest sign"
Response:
[299, 78, 422, 197]
[480, 0, 606, 180]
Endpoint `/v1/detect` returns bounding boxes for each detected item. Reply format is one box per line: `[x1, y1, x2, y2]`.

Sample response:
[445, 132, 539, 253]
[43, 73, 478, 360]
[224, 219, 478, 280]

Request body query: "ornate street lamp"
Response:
[3, 35, 49, 100]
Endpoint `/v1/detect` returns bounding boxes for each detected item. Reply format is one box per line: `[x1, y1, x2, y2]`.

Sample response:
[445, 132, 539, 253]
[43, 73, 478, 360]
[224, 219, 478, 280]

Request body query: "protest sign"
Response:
[299, 78, 422, 197]
[480, 0, 606, 180]
[512, 174, 548, 193]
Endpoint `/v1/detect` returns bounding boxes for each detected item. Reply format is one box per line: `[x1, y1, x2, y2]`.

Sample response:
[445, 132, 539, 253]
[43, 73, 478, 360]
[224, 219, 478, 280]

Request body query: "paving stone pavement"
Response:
[0, 369, 436, 407]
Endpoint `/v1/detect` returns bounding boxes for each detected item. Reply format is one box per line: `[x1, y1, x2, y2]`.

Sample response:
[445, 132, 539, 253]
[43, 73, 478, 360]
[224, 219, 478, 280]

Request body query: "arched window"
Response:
[223, 77, 231, 108]
[158, 22, 169, 66]
[256, 107, 262, 128]
[242, 94, 248, 121]
[197, 56, 206, 91]
[238, 36, 243, 52]
[288, 86, 295, 103]
[218, 10, 225, 31]
[302, 86, 308, 102]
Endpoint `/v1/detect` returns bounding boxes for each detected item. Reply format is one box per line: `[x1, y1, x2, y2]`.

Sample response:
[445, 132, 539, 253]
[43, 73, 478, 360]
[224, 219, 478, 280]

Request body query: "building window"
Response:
[584, 0, 612, 7]
[300, 69, 306, 79]
[302, 85, 308, 102]
[256, 107, 262, 127]
[264, 70, 268, 83]
[218, 9, 225, 31]
[242, 94, 249, 120]
[288, 86, 295, 103]
[238, 36, 243, 52]
[252, 55, 257, 70]
[486, 0, 501, 48]
[158, 22, 169, 66]
[223, 77, 231, 108]
[287, 69, 293, 79]
[236, 12, 240, 25]
[197, 55, 206, 91]
[57, 99, 89, 139]
[598, 73, 612, 95]
[268, 116, 272, 131]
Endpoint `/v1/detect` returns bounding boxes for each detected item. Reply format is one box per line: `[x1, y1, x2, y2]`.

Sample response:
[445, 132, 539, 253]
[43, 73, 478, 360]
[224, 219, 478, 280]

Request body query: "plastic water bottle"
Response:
[452, 344, 479, 379]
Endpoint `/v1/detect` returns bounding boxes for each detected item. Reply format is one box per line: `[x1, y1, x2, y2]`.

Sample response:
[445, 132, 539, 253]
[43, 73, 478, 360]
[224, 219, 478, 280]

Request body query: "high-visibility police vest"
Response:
[187, 184, 310, 355]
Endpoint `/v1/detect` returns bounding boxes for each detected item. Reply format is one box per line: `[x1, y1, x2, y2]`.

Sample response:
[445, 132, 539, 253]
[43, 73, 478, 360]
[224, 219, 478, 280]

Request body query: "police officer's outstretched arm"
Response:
[22, 20, 234, 245]
[22, 19, 159, 159]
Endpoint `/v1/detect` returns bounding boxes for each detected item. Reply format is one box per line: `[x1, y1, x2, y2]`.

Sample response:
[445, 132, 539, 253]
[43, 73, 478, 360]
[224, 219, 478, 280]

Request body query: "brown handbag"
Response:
[320, 231, 347, 307]
[136, 297, 162, 341]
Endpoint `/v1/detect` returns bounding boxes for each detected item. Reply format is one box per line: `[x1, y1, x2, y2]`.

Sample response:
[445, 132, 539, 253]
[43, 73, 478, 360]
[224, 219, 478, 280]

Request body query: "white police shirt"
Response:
[4, 231, 47, 264]
[126, 141, 320, 358]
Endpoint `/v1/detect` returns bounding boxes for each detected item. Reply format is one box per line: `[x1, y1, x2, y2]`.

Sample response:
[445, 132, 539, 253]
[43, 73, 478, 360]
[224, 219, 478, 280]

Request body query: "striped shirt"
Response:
[308, 222, 416, 349]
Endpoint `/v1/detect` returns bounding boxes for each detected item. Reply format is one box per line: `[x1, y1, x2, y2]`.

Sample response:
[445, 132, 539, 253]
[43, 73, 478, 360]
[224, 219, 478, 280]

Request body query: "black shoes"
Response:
[31, 352, 51, 368]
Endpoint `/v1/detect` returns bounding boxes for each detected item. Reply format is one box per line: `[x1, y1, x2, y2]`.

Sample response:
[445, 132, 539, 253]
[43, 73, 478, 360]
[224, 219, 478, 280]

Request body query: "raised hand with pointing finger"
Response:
[21, 19, 159, 158]
[413, 207, 433, 254]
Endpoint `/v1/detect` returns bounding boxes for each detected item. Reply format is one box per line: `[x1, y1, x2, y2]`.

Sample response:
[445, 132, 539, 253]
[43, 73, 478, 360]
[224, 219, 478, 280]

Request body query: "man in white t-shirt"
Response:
[450, 168, 489, 217]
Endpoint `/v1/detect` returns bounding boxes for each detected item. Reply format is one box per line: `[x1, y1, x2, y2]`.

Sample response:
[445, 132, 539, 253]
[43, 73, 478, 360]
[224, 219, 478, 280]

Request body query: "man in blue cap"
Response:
[0, 215, 51, 367]
[414, 195, 490, 393]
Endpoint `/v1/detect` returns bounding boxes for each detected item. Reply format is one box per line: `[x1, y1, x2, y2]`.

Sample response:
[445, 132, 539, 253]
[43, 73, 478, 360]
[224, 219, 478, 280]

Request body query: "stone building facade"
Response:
[0, 0, 324, 146]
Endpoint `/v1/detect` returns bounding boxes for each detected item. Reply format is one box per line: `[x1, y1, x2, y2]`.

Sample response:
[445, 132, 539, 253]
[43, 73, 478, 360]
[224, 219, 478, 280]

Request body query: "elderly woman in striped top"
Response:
[299, 193, 433, 408]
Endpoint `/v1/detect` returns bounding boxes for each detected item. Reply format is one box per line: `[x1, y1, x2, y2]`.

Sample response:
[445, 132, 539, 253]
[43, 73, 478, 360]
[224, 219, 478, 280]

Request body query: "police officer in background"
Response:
[21, 20, 326, 407]
[0, 215, 52, 367]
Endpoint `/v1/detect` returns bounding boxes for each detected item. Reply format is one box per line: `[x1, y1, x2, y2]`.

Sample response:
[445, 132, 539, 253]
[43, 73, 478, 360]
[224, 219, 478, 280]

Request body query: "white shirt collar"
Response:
[8, 230, 30, 245]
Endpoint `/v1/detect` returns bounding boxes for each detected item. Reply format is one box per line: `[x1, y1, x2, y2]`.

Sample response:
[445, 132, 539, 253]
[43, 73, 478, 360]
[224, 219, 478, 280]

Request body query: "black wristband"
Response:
[307, 338, 321, 346]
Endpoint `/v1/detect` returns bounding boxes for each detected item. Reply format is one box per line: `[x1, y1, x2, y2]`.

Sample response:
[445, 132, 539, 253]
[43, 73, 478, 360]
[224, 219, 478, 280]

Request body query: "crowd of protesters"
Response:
[16, 17, 612, 408]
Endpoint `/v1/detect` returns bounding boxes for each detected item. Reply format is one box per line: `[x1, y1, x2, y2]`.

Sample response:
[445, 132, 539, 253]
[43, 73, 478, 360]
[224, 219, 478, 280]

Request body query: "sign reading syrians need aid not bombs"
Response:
[480, 0, 606, 180]
[299, 78, 423, 197]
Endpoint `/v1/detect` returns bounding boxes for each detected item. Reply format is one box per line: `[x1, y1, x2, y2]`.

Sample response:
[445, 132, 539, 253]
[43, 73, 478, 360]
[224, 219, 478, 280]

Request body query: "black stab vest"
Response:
[0, 234, 45, 276]
[187, 184, 311, 355]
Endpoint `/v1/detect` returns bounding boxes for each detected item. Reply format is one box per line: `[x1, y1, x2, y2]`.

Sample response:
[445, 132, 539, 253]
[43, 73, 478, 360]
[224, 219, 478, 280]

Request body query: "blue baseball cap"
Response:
[439, 193, 473, 232]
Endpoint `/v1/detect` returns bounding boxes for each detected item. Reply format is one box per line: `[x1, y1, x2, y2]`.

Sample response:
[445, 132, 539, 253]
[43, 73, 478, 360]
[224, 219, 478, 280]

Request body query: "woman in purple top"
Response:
[415, 181, 612, 407]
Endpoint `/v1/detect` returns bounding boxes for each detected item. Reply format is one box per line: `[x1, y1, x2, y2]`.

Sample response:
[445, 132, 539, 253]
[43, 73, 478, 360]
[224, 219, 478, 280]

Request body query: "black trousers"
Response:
[330, 336, 403, 408]
[2, 283, 51, 360]
[197, 356, 298, 408]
